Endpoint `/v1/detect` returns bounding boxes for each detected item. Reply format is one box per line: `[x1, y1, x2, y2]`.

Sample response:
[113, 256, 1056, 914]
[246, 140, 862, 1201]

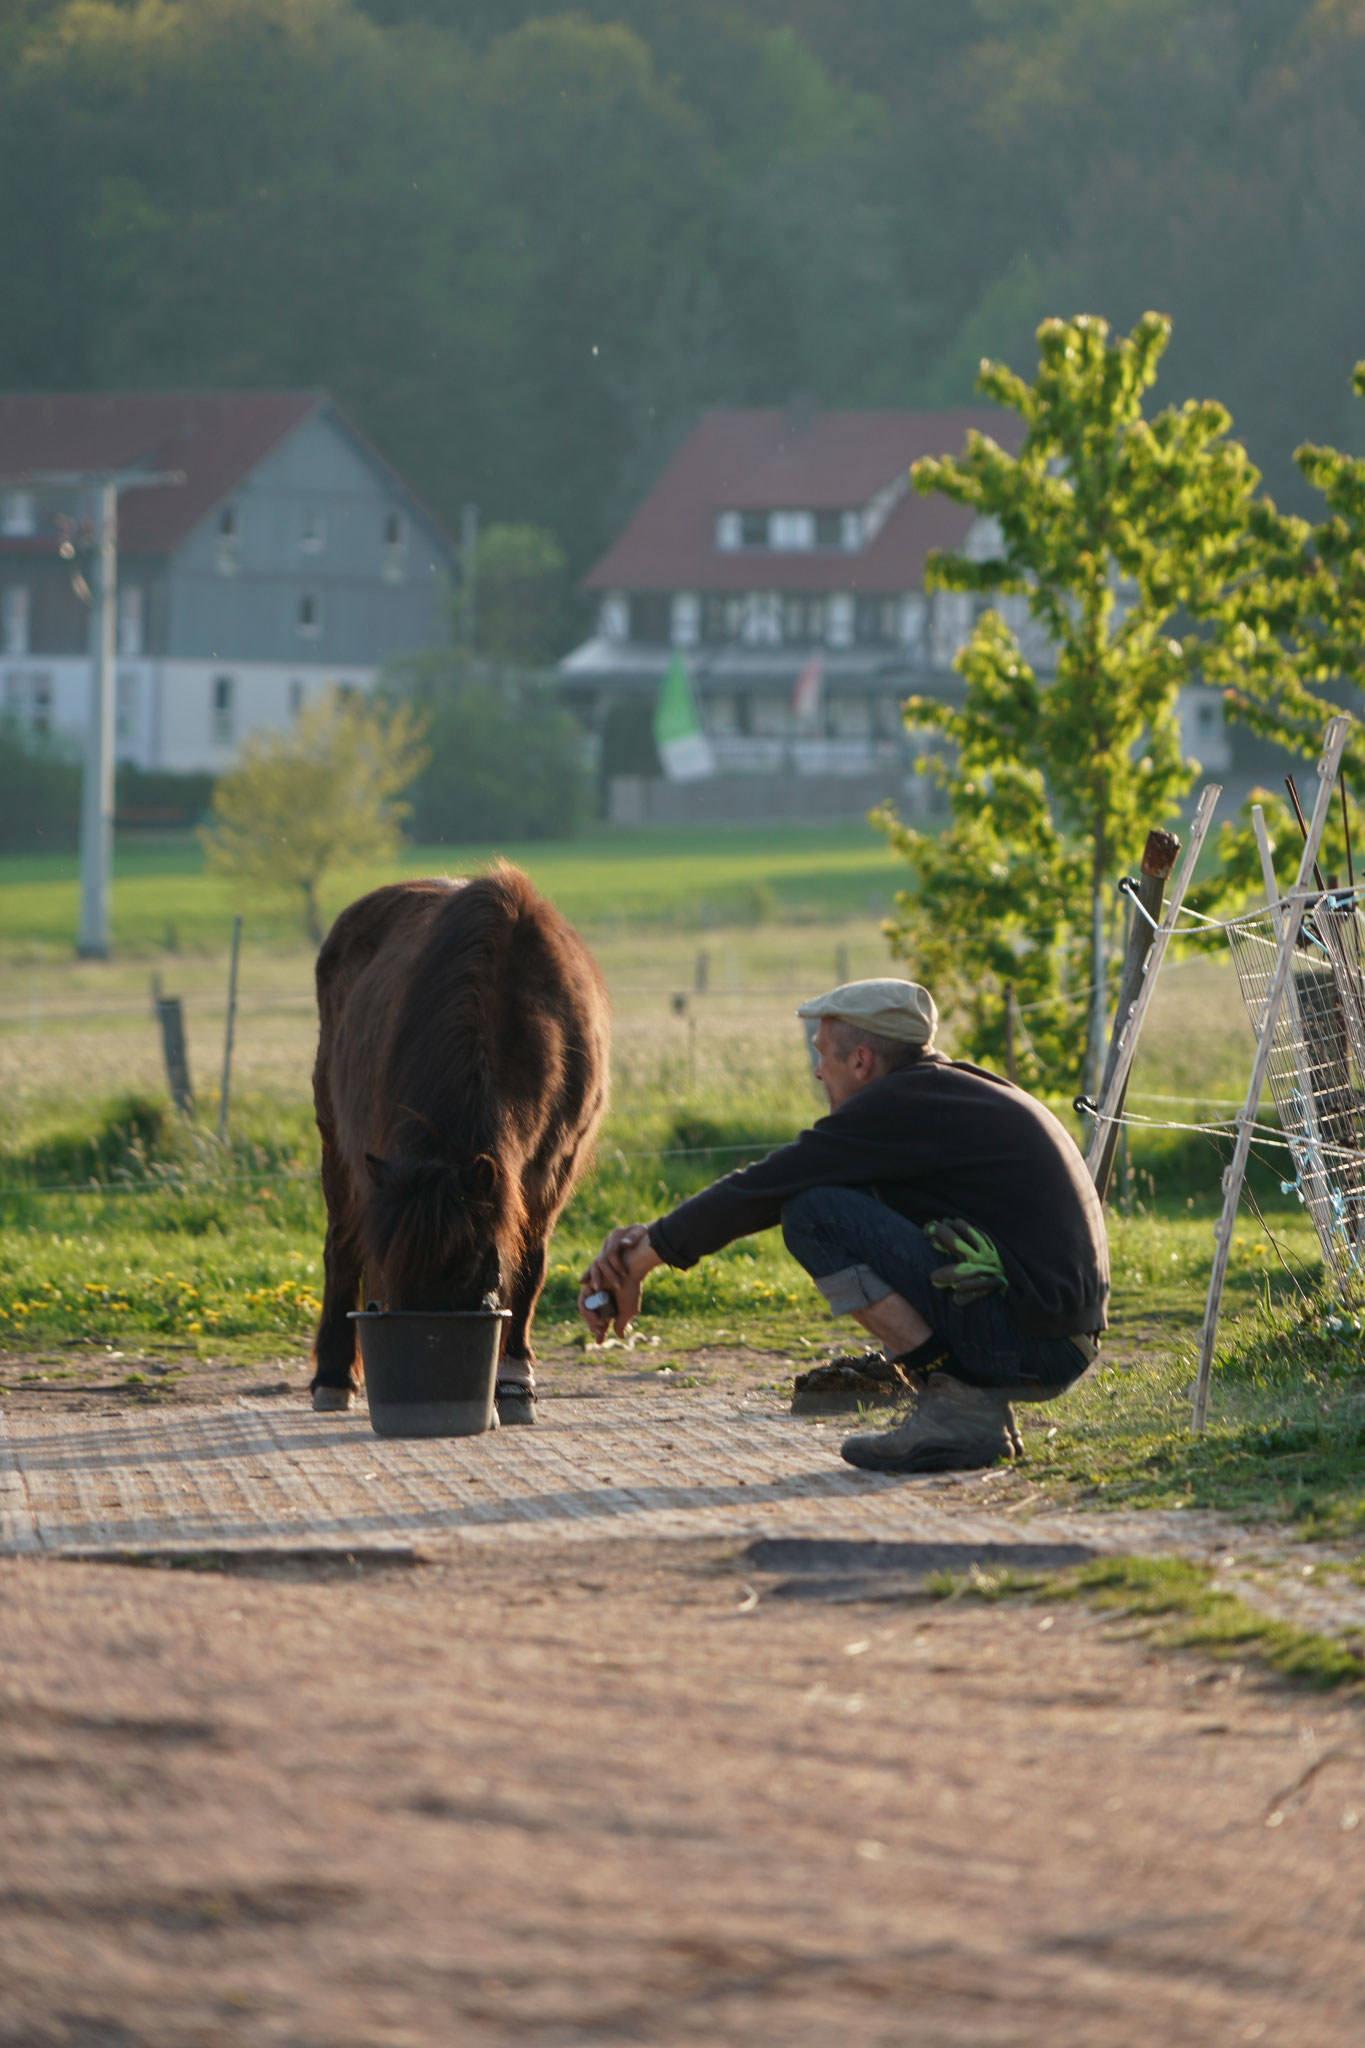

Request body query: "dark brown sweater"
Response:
[647, 1053, 1109, 1339]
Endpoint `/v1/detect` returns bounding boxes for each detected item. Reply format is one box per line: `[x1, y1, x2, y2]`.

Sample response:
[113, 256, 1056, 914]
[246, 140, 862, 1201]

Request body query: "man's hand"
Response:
[579, 1224, 662, 1341]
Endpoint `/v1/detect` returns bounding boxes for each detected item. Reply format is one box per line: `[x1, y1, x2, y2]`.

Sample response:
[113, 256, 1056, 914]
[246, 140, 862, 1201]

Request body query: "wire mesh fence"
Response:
[1226, 892, 1365, 1291]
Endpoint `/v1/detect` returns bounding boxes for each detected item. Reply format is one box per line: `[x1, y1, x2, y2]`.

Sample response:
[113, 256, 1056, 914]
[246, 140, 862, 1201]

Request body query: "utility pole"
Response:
[461, 501, 478, 653]
[79, 478, 118, 957]
[1, 466, 184, 957]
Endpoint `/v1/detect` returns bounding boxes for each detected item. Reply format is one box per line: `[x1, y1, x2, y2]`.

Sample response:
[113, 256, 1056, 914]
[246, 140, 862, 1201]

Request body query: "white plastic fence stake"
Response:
[1191, 717, 1352, 1433]
[1084, 783, 1221, 1182]
[1250, 802, 1333, 1235]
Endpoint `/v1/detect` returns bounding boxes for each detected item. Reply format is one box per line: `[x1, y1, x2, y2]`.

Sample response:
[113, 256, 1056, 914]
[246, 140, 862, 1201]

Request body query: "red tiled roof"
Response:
[0, 391, 320, 551]
[583, 407, 1019, 594]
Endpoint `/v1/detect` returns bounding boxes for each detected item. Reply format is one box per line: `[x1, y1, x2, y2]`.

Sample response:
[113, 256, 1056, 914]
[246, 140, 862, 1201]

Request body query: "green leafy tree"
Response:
[467, 522, 568, 665]
[200, 688, 428, 943]
[878, 311, 1263, 1088]
[397, 652, 588, 843]
[1201, 364, 1365, 781]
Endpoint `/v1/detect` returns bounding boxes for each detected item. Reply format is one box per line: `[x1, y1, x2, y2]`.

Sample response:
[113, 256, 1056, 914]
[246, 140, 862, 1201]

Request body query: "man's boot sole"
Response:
[841, 1440, 1012, 1474]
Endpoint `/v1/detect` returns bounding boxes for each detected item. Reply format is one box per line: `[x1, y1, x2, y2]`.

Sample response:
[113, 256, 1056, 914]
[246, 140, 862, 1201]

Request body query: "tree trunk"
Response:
[302, 877, 323, 948]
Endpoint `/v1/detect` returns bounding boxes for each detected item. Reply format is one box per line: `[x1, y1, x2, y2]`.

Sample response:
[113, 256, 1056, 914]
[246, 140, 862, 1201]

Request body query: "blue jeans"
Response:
[781, 1186, 1088, 1400]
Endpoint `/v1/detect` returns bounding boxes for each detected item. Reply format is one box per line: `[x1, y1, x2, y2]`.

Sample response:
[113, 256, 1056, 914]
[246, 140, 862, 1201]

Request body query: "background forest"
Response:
[3, 0, 1363, 600]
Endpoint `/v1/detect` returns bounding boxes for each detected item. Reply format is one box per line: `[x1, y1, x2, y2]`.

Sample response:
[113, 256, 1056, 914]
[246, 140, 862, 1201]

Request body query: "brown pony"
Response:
[309, 865, 610, 1410]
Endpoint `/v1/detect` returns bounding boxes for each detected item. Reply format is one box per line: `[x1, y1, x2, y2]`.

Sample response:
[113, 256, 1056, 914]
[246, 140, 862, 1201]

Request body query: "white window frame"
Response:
[2, 584, 31, 657]
[599, 593, 628, 643]
[769, 511, 814, 552]
[211, 673, 235, 744]
[215, 503, 240, 576]
[382, 510, 408, 584]
[117, 585, 143, 657]
[741, 593, 782, 646]
[825, 593, 854, 649]
[714, 511, 741, 552]
[1, 491, 35, 537]
[671, 592, 700, 648]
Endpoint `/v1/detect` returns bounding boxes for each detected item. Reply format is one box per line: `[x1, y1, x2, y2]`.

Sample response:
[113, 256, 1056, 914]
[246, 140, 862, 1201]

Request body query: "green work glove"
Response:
[926, 1217, 1008, 1308]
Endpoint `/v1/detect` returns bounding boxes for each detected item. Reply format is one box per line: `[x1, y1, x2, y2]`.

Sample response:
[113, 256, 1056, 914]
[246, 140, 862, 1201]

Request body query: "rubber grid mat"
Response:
[0, 1395, 1244, 1563]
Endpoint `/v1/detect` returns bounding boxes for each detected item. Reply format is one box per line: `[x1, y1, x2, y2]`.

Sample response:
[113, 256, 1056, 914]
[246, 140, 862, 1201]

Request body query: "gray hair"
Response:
[825, 1017, 920, 1068]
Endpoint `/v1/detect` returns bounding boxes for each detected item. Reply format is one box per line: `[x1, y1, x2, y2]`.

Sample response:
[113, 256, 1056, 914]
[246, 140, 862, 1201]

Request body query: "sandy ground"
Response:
[2, 1532, 1363, 2048]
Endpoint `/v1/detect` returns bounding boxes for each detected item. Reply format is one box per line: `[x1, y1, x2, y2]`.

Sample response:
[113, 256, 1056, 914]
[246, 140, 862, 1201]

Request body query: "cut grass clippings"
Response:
[927, 1553, 1365, 1691]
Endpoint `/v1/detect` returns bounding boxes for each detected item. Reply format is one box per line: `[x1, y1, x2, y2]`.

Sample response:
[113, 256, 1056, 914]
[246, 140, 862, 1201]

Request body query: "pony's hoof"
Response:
[311, 1384, 356, 1413]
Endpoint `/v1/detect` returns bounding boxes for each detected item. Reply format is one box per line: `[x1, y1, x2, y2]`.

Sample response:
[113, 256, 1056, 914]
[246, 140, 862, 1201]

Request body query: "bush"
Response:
[399, 659, 589, 844]
[0, 717, 80, 851]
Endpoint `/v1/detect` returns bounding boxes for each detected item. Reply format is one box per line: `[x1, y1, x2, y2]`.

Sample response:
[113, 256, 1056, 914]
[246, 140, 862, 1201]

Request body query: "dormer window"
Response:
[814, 510, 842, 547]
[769, 511, 813, 551]
[298, 592, 322, 638]
[300, 504, 325, 553]
[740, 511, 768, 548]
[714, 511, 741, 552]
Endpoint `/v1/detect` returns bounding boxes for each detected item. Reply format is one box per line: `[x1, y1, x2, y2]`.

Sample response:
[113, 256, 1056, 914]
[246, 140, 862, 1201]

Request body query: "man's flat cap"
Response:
[795, 977, 938, 1048]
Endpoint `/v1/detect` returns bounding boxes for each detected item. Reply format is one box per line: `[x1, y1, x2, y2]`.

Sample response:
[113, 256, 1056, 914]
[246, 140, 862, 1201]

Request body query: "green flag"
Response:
[653, 655, 715, 781]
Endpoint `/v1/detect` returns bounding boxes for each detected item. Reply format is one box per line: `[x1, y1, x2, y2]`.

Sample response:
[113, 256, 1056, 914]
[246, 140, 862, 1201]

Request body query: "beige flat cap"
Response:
[796, 977, 938, 1048]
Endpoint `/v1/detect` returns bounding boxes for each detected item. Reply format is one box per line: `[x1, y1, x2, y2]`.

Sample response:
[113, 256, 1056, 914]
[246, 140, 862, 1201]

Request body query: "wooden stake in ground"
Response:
[1192, 716, 1352, 1433]
[151, 976, 193, 1115]
[1088, 827, 1181, 1203]
[216, 914, 243, 1144]
[1082, 786, 1220, 1190]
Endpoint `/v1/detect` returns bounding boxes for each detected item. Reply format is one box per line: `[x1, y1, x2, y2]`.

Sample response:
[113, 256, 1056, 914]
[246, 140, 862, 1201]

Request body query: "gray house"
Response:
[0, 392, 451, 772]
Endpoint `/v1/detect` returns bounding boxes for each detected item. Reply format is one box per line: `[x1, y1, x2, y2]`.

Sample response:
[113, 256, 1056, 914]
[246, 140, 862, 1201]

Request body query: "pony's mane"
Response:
[383, 861, 537, 1163]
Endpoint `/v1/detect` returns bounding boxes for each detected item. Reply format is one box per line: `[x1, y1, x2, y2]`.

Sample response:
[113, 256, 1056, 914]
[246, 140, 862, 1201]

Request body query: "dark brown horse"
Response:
[309, 865, 610, 1412]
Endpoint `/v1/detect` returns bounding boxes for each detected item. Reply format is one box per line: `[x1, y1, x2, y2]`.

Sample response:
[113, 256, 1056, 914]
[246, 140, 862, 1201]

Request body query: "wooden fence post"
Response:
[1089, 827, 1181, 1202]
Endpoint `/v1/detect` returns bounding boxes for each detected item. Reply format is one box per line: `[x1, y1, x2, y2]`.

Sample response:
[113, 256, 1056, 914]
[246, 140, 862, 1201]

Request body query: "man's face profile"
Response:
[812, 1017, 882, 1110]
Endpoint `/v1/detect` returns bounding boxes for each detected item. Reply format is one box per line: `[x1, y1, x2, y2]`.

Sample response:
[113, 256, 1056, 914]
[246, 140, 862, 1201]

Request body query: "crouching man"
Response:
[578, 978, 1108, 1473]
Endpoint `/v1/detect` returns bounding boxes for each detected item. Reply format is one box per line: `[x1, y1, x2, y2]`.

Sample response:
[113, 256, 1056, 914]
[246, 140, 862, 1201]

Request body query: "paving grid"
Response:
[0, 1394, 1255, 1568]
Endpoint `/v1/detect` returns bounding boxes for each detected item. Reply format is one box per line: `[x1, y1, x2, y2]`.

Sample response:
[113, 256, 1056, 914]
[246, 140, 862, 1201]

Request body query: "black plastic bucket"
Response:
[347, 1308, 510, 1438]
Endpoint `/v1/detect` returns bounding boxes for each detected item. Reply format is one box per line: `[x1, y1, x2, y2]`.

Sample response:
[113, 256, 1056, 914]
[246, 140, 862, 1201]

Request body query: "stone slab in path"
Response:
[0, 1392, 1250, 1568]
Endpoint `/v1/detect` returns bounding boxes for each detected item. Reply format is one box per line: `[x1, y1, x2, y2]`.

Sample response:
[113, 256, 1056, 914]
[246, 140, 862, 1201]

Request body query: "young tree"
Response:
[1204, 362, 1365, 781]
[878, 311, 1263, 1088]
[466, 522, 568, 665]
[200, 689, 428, 944]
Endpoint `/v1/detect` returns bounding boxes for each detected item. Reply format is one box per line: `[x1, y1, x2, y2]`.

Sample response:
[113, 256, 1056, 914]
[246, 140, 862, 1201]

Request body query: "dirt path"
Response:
[0, 1340, 792, 1416]
[2, 1535, 1363, 2048]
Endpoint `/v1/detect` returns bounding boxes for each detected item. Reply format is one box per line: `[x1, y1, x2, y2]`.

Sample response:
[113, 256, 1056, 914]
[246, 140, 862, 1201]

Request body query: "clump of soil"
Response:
[790, 1350, 911, 1415]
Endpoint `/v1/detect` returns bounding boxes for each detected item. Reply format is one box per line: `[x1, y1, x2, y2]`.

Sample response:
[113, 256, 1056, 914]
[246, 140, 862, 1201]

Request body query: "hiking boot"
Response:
[791, 1351, 915, 1416]
[496, 1380, 537, 1426]
[840, 1370, 1023, 1473]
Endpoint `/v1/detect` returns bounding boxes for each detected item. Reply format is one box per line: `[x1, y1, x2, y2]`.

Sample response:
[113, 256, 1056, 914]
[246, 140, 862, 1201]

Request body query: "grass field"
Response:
[0, 825, 905, 954]
[2, 822, 1361, 1537]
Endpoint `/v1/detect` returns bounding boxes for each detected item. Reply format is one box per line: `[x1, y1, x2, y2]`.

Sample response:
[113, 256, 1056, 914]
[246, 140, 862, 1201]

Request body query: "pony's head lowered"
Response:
[363, 1146, 521, 1310]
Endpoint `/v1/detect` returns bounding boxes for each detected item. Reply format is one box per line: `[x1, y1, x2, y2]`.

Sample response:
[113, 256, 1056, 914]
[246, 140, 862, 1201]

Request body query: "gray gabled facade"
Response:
[0, 391, 452, 771]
